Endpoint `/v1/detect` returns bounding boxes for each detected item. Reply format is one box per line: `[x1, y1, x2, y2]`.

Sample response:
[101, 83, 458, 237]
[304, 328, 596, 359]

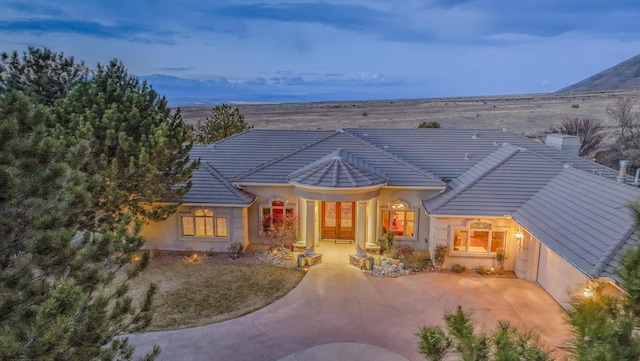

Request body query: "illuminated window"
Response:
[260, 199, 294, 233]
[381, 200, 416, 238]
[452, 220, 505, 253]
[181, 209, 228, 238]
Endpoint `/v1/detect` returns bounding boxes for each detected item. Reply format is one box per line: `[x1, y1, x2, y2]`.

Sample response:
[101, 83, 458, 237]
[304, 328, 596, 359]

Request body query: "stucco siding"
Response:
[141, 205, 246, 253]
[430, 216, 518, 271]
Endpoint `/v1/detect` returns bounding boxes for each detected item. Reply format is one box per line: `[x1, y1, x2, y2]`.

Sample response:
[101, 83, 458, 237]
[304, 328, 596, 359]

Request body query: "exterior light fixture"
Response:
[515, 230, 524, 239]
[583, 286, 594, 298]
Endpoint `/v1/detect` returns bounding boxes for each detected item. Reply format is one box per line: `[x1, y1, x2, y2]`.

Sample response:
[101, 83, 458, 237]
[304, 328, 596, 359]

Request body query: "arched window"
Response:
[181, 209, 227, 238]
[381, 200, 416, 239]
[452, 220, 505, 253]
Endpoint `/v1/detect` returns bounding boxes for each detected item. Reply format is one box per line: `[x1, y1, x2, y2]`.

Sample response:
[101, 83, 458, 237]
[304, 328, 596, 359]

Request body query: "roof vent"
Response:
[502, 128, 507, 132]
[464, 153, 470, 160]
[337, 128, 345, 133]
[618, 159, 629, 183]
[492, 141, 498, 146]
[363, 133, 368, 137]
[563, 163, 571, 169]
[382, 145, 389, 149]
[472, 132, 479, 139]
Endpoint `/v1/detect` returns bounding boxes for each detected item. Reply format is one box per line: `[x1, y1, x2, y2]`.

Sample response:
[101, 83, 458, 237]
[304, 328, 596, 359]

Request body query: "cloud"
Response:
[157, 66, 194, 72]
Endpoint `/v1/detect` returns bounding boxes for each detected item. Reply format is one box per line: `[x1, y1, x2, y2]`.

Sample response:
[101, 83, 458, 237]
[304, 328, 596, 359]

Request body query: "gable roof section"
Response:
[287, 148, 388, 188]
[513, 167, 640, 283]
[182, 161, 255, 206]
[235, 130, 445, 188]
[423, 145, 565, 216]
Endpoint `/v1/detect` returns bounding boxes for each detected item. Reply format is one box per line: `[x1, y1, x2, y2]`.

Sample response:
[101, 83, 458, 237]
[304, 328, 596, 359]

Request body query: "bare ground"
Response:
[179, 90, 639, 143]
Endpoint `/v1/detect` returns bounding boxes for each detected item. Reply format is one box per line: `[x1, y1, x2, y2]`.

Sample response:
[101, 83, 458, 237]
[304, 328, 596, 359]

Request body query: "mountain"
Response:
[558, 54, 640, 93]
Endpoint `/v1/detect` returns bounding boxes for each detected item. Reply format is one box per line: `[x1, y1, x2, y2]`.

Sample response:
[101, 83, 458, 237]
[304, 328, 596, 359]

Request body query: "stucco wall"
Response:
[376, 188, 440, 252]
[141, 205, 247, 252]
[244, 185, 299, 245]
[430, 216, 518, 271]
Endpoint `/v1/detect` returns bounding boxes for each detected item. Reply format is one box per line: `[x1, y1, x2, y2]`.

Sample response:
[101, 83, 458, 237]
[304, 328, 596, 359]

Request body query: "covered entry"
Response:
[322, 201, 355, 240]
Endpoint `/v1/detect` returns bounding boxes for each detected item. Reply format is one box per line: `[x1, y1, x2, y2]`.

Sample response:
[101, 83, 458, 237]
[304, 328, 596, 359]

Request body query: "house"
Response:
[141, 128, 640, 305]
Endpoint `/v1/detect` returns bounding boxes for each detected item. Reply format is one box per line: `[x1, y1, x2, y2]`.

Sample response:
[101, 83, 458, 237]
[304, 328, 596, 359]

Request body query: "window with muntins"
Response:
[381, 200, 416, 238]
[452, 221, 505, 253]
[181, 209, 228, 238]
[260, 200, 294, 233]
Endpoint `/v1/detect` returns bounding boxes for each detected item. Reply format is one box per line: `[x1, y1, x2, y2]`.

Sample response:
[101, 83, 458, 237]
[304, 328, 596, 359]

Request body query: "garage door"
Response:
[537, 244, 586, 305]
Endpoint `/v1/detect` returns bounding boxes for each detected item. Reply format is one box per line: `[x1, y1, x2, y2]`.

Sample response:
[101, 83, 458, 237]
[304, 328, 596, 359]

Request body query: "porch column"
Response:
[366, 198, 377, 248]
[298, 197, 307, 242]
[304, 199, 316, 256]
[355, 200, 367, 258]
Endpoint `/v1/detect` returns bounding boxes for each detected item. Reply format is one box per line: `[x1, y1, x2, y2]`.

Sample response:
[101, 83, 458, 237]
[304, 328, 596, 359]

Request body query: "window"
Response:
[381, 200, 416, 238]
[181, 209, 228, 238]
[452, 220, 505, 253]
[260, 199, 294, 233]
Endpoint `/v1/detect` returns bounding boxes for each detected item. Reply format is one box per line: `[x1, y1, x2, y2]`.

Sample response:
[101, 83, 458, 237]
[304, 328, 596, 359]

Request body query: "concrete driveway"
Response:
[128, 248, 570, 361]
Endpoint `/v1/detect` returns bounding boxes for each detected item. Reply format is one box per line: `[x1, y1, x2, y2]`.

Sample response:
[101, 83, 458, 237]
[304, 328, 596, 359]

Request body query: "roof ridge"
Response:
[287, 148, 389, 187]
[234, 131, 341, 181]
[425, 145, 523, 213]
[202, 162, 254, 202]
[590, 220, 638, 278]
[342, 129, 445, 186]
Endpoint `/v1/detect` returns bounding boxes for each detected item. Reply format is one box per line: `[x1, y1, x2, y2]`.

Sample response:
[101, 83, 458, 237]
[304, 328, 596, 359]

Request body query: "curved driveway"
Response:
[128, 257, 570, 361]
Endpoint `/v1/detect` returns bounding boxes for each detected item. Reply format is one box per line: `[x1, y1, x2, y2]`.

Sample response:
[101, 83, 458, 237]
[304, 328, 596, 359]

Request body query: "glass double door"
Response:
[322, 202, 355, 240]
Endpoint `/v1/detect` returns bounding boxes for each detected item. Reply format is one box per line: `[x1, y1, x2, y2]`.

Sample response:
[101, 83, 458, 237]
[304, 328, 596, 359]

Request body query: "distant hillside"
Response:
[558, 54, 640, 93]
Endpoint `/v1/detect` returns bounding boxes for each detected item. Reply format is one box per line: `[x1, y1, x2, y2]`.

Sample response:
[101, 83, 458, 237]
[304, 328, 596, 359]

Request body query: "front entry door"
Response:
[322, 202, 355, 240]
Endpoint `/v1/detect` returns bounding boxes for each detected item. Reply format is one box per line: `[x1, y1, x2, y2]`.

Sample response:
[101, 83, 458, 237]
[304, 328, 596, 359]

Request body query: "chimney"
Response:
[545, 134, 580, 156]
[618, 160, 629, 183]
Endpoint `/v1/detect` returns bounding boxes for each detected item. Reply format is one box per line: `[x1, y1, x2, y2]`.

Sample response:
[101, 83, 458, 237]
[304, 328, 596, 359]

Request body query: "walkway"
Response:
[128, 243, 570, 361]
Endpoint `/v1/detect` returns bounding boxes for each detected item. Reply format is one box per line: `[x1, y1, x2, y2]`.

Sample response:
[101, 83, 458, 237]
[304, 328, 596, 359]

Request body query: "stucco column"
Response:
[298, 196, 306, 243]
[355, 200, 367, 258]
[304, 199, 316, 256]
[366, 198, 377, 247]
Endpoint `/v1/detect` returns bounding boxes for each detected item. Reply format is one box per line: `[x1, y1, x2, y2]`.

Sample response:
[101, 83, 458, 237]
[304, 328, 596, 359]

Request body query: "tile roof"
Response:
[513, 167, 640, 283]
[287, 148, 388, 188]
[234, 130, 445, 188]
[181, 147, 256, 206]
[423, 144, 565, 216]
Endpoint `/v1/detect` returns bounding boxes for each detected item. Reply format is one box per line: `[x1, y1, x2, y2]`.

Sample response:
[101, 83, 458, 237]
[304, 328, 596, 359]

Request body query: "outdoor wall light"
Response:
[583, 286, 594, 298]
[515, 230, 524, 239]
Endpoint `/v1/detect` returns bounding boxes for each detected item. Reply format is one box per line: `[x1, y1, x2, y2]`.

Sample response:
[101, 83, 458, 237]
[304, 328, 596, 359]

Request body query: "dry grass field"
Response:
[180, 90, 639, 142]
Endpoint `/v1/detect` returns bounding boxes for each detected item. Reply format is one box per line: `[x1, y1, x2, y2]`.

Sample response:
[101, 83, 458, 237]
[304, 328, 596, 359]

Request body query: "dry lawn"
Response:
[125, 254, 304, 331]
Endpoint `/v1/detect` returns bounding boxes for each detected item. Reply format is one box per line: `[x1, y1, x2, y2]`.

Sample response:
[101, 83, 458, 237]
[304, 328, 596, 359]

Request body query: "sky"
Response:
[2, 0, 640, 104]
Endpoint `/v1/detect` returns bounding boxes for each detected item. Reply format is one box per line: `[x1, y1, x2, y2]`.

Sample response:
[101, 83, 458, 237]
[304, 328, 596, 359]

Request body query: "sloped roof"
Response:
[513, 167, 640, 283]
[423, 144, 565, 216]
[234, 130, 445, 188]
[287, 148, 388, 188]
[182, 148, 255, 206]
[345, 128, 621, 181]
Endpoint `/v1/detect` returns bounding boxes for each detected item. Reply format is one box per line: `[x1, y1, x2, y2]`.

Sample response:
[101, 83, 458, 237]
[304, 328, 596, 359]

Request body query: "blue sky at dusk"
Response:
[2, 1, 640, 104]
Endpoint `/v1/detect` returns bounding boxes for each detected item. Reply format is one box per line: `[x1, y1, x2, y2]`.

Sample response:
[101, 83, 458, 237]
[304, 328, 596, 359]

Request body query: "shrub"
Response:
[450, 264, 466, 273]
[396, 243, 415, 259]
[475, 265, 493, 275]
[572, 103, 580, 108]
[433, 244, 448, 271]
[227, 242, 244, 259]
[418, 121, 442, 128]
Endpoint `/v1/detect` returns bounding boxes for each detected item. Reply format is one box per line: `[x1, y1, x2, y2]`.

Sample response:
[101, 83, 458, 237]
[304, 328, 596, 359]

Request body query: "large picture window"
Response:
[260, 199, 294, 233]
[181, 209, 228, 238]
[452, 220, 505, 253]
[381, 200, 416, 238]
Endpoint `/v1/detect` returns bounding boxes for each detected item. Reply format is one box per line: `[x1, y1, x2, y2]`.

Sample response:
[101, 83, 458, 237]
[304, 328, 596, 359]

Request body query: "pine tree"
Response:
[55, 59, 199, 225]
[0, 46, 89, 106]
[193, 104, 253, 144]
[1, 49, 196, 360]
